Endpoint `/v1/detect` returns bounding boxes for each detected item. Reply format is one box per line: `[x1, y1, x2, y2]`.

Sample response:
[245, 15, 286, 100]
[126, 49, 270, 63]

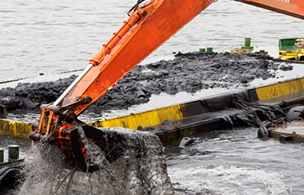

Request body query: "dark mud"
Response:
[0, 52, 292, 113]
[224, 99, 286, 128]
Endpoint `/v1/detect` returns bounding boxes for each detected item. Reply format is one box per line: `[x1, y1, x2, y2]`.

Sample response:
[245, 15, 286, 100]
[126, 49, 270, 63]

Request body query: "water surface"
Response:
[1, 0, 304, 194]
[1, 0, 304, 84]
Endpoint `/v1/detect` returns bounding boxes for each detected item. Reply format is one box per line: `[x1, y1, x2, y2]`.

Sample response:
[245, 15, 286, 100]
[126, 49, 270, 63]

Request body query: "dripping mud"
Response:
[11, 128, 174, 195]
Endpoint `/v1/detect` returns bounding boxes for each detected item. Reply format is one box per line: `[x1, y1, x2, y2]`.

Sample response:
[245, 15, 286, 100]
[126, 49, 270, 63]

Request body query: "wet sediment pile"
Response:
[0, 52, 292, 112]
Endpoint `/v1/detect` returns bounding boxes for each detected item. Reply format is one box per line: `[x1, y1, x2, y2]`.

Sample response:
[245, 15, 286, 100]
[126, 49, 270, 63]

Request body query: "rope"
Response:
[128, 0, 146, 16]
[127, 0, 155, 26]
[129, 0, 217, 16]
[207, 0, 218, 3]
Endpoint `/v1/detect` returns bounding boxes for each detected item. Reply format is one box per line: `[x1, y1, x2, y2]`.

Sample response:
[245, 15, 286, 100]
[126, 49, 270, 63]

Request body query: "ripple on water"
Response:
[165, 128, 304, 194]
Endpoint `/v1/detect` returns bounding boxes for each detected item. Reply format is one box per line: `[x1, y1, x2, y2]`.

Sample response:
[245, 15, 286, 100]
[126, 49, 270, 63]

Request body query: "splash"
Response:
[16, 127, 174, 195]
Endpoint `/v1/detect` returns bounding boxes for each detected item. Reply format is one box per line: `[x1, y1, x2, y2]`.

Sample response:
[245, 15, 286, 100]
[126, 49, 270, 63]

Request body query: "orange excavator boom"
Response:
[30, 0, 304, 172]
[54, 0, 213, 115]
[30, 0, 213, 172]
[235, 0, 304, 20]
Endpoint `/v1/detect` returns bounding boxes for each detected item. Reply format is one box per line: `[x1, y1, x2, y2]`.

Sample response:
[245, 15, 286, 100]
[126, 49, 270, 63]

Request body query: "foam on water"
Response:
[169, 165, 290, 195]
[16, 127, 174, 195]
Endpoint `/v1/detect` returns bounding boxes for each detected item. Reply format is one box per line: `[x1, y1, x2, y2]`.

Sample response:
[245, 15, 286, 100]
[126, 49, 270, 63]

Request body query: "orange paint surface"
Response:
[235, 0, 304, 20]
[57, 0, 212, 115]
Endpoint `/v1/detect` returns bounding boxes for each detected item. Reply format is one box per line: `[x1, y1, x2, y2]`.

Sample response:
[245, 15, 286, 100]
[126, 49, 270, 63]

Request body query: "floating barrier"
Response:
[0, 120, 32, 139]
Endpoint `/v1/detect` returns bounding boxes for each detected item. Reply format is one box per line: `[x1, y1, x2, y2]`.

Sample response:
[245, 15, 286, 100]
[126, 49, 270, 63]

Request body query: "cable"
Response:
[128, 0, 146, 16]
[207, 0, 218, 3]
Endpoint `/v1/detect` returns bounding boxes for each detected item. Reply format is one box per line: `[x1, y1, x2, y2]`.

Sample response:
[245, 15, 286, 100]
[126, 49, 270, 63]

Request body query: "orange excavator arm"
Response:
[30, 0, 214, 172]
[234, 0, 304, 20]
[30, 0, 304, 172]
[42, 0, 304, 119]
[53, 0, 213, 115]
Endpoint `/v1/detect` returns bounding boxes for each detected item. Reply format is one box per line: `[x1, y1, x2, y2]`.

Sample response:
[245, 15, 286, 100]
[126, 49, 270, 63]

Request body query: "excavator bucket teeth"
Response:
[70, 124, 124, 173]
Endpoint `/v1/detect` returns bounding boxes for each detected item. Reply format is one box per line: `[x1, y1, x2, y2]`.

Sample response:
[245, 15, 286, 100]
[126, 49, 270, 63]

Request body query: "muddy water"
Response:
[166, 127, 304, 195]
[2, 126, 304, 194]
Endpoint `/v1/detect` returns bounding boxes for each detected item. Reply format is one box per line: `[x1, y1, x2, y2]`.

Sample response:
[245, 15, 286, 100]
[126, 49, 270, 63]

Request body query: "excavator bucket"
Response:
[70, 125, 124, 172]
[69, 124, 163, 173]
[30, 116, 125, 173]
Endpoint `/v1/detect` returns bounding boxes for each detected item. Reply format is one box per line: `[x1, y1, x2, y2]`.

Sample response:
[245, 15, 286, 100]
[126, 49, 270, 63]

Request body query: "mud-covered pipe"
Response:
[135, 87, 146, 99]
